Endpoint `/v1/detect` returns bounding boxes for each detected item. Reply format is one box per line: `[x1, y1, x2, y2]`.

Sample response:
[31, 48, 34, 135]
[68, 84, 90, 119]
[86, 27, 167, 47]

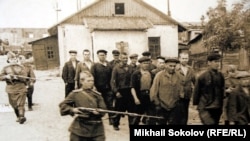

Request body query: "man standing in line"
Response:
[0, 51, 28, 124]
[175, 52, 196, 124]
[137, 51, 156, 71]
[110, 52, 134, 130]
[150, 58, 183, 125]
[62, 50, 79, 98]
[109, 50, 120, 70]
[151, 56, 166, 77]
[74, 49, 94, 89]
[129, 53, 138, 73]
[130, 56, 154, 125]
[193, 53, 225, 125]
[90, 49, 114, 125]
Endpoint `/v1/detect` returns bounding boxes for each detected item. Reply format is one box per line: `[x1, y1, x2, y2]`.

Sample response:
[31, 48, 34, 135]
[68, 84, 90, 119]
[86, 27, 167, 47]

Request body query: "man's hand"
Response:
[72, 108, 83, 114]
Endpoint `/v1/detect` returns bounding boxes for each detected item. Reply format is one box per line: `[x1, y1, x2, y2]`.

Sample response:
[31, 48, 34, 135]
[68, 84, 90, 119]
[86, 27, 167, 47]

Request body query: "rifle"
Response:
[78, 107, 164, 119]
[9, 74, 51, 81]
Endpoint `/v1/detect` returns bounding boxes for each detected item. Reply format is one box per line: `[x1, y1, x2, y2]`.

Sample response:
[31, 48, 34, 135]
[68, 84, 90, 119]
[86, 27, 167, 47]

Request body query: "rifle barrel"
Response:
[79, 107, 164, 119]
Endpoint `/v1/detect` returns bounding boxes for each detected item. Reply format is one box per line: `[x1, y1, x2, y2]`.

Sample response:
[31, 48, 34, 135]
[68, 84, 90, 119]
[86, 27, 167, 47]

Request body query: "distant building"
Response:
[47, 0, 186, 71]
[0, 28, 49, 54]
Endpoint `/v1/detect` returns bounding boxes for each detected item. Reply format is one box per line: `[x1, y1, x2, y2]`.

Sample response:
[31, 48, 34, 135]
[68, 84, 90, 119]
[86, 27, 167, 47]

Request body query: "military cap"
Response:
[97, 49, 107, 54]
[129, 53, 138, 59]
[7, 51, 16, 59]
[142, 51, 151, 56]
[156, 56, 165, 61]
[112, 50, 120, 55]
[138, 56, 151, 63]
[69, 50, 77, 54]
[207, 53, 221, 61]
[165, 57, 180, 63]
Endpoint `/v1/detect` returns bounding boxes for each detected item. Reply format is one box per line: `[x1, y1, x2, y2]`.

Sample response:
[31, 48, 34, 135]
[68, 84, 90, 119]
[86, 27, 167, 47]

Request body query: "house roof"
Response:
[28, 35, 57, 44]
[48, 0, 186, 34]
[84, 16, 153, 30]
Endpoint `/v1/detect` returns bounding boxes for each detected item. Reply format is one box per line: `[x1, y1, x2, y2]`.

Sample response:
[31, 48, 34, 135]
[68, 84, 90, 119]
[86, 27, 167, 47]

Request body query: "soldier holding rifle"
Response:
[0, 51, 28, 124]
[59, 71, 107, 141]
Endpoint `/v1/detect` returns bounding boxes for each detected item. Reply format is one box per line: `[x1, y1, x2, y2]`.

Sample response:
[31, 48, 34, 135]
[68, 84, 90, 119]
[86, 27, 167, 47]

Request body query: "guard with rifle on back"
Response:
[0, 51, 28, 124]
[59, 71, 107, 141]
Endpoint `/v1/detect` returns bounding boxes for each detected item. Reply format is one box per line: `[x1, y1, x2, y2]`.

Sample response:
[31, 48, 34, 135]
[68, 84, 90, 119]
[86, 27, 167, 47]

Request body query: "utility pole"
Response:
[167, 0, 171, 16]
[55, 0, 61, 23]
[77, 0, 81, 11]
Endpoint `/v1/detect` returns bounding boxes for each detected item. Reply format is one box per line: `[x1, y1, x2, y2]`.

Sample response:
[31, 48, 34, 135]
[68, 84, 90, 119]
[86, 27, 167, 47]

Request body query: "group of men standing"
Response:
[60, 48, 238, 141]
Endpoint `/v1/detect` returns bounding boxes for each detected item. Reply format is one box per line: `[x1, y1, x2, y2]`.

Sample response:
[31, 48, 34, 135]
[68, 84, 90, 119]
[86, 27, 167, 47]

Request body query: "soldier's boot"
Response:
[18, 109, 26, 124]
[14, 108, 20, 122]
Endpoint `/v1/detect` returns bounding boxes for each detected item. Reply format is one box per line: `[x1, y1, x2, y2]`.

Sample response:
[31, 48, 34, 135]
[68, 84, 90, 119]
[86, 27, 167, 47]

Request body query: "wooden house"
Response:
[47, 0, 186, 70]
[28, 35, 60, 70]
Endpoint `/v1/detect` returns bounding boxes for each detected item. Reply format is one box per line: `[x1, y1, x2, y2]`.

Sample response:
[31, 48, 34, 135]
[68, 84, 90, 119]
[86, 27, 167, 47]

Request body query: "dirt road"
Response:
[0, 55, 202, 141]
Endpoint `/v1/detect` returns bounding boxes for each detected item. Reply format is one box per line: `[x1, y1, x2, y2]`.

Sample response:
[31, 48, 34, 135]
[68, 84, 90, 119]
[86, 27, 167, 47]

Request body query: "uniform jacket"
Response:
[62, 59, 79, 83]
[193, 69, 225, 110]
[59, 89, 107, 137]
[0, 63, 28, 93]
[175, 65, 196, 99]
[150, 70, 182, 111]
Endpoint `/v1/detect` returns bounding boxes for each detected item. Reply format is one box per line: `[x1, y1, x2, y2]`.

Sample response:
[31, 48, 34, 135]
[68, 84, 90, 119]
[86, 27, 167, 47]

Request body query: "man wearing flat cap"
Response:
[137, 51, 156, 71]
[193, 53, 225, 125]
[150, 57, 184, 125]
[109, 50, 120, 70]
[226, 72, 250, 125]
[62, 50, 79, 98]
[90, 49, 114, 125]
[131, 56, 154, 125]
[129, 53, 138, 73]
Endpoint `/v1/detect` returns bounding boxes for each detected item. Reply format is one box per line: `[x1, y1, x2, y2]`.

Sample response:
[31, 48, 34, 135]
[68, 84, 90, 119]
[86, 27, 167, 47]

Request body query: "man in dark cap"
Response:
[137, 51, 156, 71]
[150, 57, 184, 125]
[90, 49, 115, 125]
[131, 56, 154, 125]
[226, 72, 250, 125]
[193, 53, 225, 125]
[62, 50, 79, 98]
[109, 50, 120, 69]
[129, 53, 138, 73]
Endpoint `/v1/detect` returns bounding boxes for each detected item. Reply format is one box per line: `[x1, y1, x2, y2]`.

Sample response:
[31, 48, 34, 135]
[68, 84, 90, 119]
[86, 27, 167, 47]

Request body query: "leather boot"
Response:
[14, 109, 20, 122]
[18, 109, 26, 124]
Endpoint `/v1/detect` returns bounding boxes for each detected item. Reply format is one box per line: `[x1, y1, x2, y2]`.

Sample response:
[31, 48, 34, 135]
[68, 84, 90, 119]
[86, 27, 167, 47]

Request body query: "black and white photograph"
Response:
[0, 0, 249, 141]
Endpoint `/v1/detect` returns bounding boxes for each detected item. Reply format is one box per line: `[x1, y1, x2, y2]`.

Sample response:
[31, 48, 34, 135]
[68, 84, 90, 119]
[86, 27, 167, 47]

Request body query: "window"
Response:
[148, 37, 160, 59]
[47, 46, 54, 59]
[115, 3, 124, 15]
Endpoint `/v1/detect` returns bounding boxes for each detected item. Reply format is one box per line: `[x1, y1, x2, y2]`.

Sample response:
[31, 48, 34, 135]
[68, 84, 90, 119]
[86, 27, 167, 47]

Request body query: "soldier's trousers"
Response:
[27, 85, 34, 108]
[8, 92, 26, 117]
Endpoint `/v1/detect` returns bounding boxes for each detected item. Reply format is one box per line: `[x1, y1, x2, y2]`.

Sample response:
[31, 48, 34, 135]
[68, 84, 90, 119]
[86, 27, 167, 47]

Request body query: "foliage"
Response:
[203, 0, 250, 51]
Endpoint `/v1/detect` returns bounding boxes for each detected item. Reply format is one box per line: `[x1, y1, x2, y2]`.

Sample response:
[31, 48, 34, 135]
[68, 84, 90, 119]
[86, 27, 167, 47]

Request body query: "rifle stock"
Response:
[78, 107, 164, 119]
